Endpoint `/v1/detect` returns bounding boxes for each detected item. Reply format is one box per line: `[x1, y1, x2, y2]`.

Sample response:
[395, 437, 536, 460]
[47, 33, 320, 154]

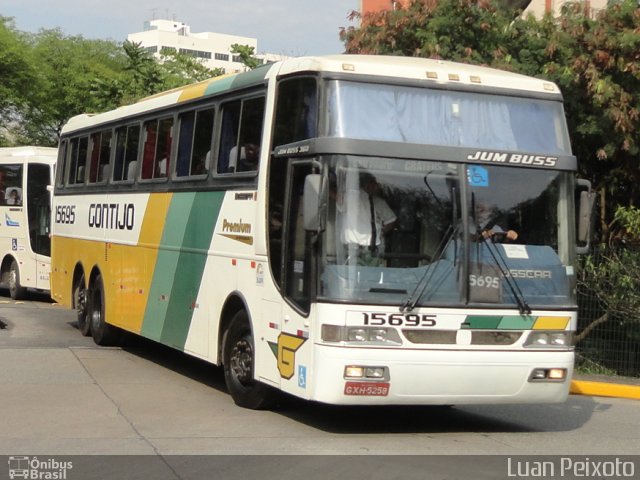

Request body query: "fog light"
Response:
[365, 367, 385, 379]
[345, 366, 364, 378]
[548, 368, 566, 380]
[531, 368, 547, 380]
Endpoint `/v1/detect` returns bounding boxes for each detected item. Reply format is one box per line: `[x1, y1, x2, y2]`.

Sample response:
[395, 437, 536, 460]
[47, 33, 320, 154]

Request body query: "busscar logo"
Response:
[8, 456, 73, 479]
[467, 151, 558, 167]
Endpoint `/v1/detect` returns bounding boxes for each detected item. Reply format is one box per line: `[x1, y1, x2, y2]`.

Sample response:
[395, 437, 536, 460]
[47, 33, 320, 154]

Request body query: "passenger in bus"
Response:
[340, 173, 397, 266]
[6, 187, 21, 206]
[228, 141, 260, 173]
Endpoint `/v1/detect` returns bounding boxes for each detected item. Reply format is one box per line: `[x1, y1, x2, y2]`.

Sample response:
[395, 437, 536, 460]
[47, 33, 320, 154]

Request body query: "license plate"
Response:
[344, 382, 390, 396]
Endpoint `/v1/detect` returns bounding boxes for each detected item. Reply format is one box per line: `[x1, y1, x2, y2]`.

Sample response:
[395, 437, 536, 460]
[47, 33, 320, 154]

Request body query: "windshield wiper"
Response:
[478, 232, 532, 315]
[400, 223, 457, 312]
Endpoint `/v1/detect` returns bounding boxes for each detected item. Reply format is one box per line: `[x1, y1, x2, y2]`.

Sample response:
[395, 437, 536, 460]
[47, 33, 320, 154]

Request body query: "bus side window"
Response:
[273, 77, 317, 147]
[113, 124, 140, 182]
[217, 97, 264, 175]
[217, 101, 241, 174]
[142, 118, 173, 179]
[88, 130, 112, 184]
[66, 136, 88, 185]
[176, 107, 215, 177]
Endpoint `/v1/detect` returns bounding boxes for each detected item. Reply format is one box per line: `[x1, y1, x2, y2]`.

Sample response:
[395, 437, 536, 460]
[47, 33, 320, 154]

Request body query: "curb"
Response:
[570, 380, 640, 400]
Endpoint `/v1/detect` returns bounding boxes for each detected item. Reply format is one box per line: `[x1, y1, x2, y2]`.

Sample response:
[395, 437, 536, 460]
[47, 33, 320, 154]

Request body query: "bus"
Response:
[51, 55, 591, 409]
[0, 146, 56, 300]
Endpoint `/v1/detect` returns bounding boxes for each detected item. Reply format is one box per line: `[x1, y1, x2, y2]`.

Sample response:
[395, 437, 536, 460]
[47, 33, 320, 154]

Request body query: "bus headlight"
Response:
[524, 331, 574, 349]
[322, 325, 402, 345]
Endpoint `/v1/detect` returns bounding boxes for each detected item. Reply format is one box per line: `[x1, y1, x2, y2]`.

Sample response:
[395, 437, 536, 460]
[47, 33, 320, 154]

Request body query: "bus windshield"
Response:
[325, 80, 572, 155]
[320, 155, 576, 309]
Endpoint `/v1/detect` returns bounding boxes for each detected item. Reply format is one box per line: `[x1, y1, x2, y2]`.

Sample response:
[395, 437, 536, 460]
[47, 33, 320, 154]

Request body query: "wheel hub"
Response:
[230, 338, 253, 384]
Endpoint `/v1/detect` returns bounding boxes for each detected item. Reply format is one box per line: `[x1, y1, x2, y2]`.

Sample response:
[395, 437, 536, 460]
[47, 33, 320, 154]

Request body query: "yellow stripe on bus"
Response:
[112, 193, 173, 333]
[533, 316, 570, 330]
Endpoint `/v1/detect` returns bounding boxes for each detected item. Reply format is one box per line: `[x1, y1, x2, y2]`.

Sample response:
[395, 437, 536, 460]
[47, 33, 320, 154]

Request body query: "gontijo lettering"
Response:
[88, 203, 135, 230]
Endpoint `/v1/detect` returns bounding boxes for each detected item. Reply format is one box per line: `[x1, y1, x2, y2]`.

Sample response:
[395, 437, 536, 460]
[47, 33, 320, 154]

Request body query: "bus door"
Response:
[268, 159, 317, 397]
[26, 163, 52, 289]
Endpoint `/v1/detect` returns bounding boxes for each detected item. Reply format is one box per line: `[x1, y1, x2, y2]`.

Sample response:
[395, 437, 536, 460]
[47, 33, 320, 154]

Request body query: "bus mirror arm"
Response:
[576, 179, 595, 255]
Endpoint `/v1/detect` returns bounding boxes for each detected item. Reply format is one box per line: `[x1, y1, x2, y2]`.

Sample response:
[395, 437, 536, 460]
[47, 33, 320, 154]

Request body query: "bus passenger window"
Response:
[113, 124, 140, 182]
[177, 108, 214, 177]
[236, 97, 264, 173]
[217, 97, 264, 174]
[142, 118, 173, 179]
[217, 101, 241, 174]
[67, 137, 88, 185]
[88, 130, 112, 184]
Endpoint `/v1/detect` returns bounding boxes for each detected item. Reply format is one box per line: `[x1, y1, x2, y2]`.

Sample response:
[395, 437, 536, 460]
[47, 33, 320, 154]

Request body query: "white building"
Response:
[127, 19, 285, 74]
[523, 0, 608, 18]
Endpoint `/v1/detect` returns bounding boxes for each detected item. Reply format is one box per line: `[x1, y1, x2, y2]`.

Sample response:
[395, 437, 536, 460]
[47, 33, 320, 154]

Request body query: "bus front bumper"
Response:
[310, 344, 574, 405]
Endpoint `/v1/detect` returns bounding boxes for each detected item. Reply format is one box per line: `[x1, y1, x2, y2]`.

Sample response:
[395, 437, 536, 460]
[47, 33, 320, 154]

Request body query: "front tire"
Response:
[223, 311, 277, 409]
[88, 274, 119, 346]
[8, 259, 27, 300]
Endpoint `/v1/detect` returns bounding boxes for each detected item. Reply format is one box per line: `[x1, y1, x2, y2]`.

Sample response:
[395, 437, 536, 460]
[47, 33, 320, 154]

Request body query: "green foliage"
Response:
[342, 0, 640, 231]
[2, 29, 223, 146]
[230, 44, 261, 70]
[0, 17, 36, 145]
[14, 29, 126, 146]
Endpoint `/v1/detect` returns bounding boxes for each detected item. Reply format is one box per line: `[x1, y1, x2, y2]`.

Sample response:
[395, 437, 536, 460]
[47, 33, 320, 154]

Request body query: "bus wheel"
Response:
[8, 259, 27, 300]
[223, 311, 277, 410]
[74, 274, 90, 336]
[88, 274, 118, 346]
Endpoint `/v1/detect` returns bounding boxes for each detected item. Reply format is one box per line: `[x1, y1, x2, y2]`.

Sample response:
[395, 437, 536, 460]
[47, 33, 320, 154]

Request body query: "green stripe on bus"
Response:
[160, 191, 223, 349]
[141, 193, 196, 342]
[497, 315, 536, 330]
[463, 315, 538, 330]
[204, 76, 237, 96]
[462, 316, 503, 329]
[229, 64, 270, 89]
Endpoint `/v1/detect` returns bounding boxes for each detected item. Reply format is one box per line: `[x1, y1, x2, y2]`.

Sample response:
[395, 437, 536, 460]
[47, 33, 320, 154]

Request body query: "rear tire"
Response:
[223, 310, 277, 409]
[74, 273, 90, 336]
[8, 259, 27, 300]
[88, 274, 119, 346]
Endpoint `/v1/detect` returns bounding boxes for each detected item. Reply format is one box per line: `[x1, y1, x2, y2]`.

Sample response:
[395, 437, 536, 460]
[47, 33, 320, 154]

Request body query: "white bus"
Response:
[51, 55, 590, 409]
[0, 147, 56, 299]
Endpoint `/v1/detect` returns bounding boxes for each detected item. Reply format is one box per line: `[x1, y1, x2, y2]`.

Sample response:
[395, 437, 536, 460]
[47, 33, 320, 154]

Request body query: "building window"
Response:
[215, 53, 230, 61]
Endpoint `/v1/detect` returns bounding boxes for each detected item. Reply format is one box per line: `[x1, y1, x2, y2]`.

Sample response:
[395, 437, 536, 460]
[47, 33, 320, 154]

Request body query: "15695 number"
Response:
[55, 205, 76, 224]
[362, 312, 436, 327]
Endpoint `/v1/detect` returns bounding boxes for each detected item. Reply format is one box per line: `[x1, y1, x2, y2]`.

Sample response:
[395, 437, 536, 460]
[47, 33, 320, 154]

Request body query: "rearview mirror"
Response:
[576, 179, 595, 254]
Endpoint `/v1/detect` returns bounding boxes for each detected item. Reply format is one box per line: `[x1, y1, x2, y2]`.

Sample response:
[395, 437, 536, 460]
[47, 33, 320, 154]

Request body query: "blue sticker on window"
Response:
[298, 365, 307, 388]
[467, 166, 489, 187]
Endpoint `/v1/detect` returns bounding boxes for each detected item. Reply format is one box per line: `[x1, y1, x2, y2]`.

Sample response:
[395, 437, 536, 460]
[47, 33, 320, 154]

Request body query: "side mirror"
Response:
[303, 174, 324, 232]
[576, 179, 596, 255]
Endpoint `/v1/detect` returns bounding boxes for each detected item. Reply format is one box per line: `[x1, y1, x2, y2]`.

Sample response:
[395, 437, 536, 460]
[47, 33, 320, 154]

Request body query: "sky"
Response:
[1, 0, 359, 56]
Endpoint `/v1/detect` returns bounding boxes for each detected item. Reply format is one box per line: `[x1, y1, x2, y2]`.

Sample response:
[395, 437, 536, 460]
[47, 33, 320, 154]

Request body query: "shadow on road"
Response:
[116, 331, 598, 435]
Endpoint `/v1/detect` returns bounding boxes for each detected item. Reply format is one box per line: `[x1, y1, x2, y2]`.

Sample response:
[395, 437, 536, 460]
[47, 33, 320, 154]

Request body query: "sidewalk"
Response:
[571, 373, 640, 400]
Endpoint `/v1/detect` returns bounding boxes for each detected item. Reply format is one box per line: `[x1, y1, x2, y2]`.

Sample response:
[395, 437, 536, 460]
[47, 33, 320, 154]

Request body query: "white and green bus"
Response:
[52, 55, 590, 408]
[0, 146, 56, 299]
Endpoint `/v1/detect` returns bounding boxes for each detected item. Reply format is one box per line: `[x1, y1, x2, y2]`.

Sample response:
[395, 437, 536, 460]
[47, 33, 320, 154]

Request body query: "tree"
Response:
[0, 17, 36, 145]
[341, 0, 640, 236]
[13, 29, 125, 145]
[545, 2, 640, 237]
[230, 44, 261, 70]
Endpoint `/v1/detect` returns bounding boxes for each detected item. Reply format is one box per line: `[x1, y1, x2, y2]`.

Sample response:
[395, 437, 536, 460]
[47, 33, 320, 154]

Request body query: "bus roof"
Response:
[0, 146, 57, 162]
[62, 54, 562, 135]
